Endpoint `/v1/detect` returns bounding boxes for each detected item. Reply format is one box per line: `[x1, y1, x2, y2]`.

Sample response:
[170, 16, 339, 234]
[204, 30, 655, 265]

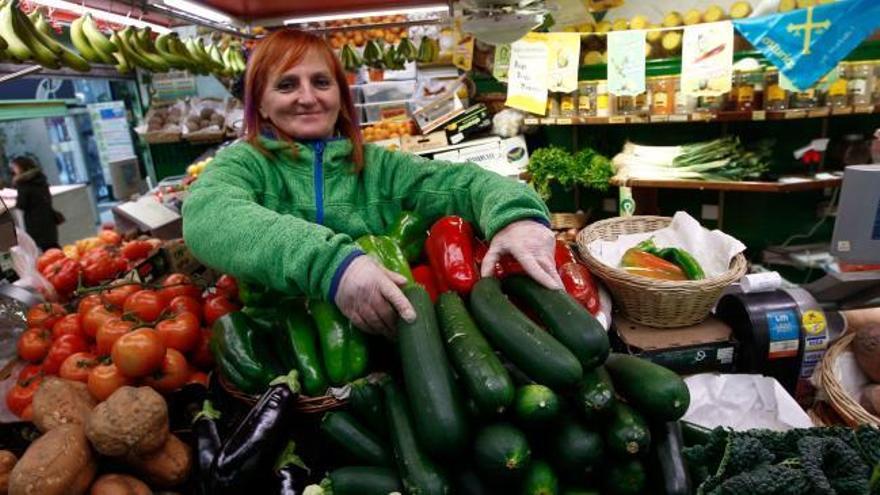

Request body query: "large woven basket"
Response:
[576, 216, 748, 328]
[217, 372, 347, 414]
[817, 332, 880, 427]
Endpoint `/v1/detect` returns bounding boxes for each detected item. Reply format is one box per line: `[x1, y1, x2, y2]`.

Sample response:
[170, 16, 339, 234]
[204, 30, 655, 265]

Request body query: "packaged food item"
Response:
[596, 81, 611, 117]
[578, 81, 598, 117]
[847, 62, 873, 106]
[827, 64, 849, 109]
[765, 70, 789, 111]
[649, 76, 674, 115]
[559, 89, 578, 117]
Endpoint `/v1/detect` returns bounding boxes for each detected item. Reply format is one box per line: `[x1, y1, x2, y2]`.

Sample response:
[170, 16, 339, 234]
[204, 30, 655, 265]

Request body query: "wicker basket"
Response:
[817, 332, 880, 427]
[217, 372, 347, 414]
[142, 131, 181, 144]
[551, 212, 588, 230]
[576, 216, 748, 328]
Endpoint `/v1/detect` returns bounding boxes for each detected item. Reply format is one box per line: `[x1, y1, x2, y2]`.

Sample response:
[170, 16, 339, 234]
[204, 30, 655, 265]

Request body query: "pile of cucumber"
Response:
[314, 275, 693, 495]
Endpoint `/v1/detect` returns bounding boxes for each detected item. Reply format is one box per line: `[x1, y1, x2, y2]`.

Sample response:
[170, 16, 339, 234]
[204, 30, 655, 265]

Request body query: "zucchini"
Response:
[604, 459, 647, 495]
[561, 490, 599, 495]
[552, 421, 603, 474]
[398, 285, 469, 457]
[454, 469, 490, 495]
[474, 423, 532, 483]
[437, 292, 514, 416]
[349, 377, 387, 439]
[680, 420, 713, 447]
[503, 275, 610, 369]
[320, 411, 392, 467]
[652, 421, 691, 495]
[470, 278, 583, 390]
[382, 379, 451, 494]
[604, 353, 690, 421]
[322, 466, 403, 495]
[514, 385, 560, 425]
[522, 460, 559, 495]
[606, 402, 651, 458]
[573, 367, 616, 422]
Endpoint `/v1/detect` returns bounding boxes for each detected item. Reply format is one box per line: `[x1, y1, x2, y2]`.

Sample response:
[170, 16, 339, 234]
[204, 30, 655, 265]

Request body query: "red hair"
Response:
[244, 29, 364, 171]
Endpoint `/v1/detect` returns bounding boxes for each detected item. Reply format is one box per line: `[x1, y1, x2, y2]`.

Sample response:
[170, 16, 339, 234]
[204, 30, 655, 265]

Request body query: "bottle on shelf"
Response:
[847, 62, 873, 106]
[765, 70, 789, 111]
[577, 81, 598, 117]
[648, 76, 674, 116]
[559, 89, 578, 117]
[826, 64, 849, 109]
[596, 81, 611, 117]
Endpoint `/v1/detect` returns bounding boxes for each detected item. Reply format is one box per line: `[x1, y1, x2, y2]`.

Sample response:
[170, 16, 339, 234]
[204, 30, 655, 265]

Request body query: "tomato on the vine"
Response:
[87, 364, 132, 401]
[123, 290, 167, 323]
[101, 282, 142, 309]
[43, 258, 81, 295]
[36, 248, 66, 274]
[6, 376, 42, 417]
[121, 240, 153, 261]
[17, 328, 52, 362]
[143, 349, 189, 393]
[190, 328, 214, 369]
[17, 364, 42, 383]
[203, 296, 241, 326]
[168, 296, 202, 322]
[80, 248, 125, 286]
[82, 305, 121, 339]
[77, 294, 104, 319]
[155, 312, 200, 353]
[98, 229, 122, 246]
[58, 352, 98, 382]
[214, 275, 238, 300]
[27, 303, 66, 330]
[96, 317, 136, 356]
[51, 314, 83, 339]
[158, 273, 202, 301]
[111, 328, 166, 378]
[42, 334, 89, 375]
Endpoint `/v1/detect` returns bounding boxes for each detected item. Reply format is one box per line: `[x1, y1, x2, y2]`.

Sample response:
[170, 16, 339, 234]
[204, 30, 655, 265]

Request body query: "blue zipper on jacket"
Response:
[313, 140, 326, 225]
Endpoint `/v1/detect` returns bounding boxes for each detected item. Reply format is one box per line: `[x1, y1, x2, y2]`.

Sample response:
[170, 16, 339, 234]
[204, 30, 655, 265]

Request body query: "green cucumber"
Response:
[573, 366, 616, 422]
[522, 460, 559, 495]
[322, 466, 402, 495]
[469, 278, 582, 390]
[606, 402, 651, 458]
[514, 385, 560, 425]
[349, 378, 387, 438]
[605, 353, 690, 421]
[398, 285, 469, 457]
[474, 423, 532, 483]
[652, 421, 691, 495]
[437, 292, 514, 415]
[382, 379, 451, 494]
[502, 275, 609, 369]
[604, 459, 647, 495]
[321, 411, 392, 467]
[552, 421, 603, 474]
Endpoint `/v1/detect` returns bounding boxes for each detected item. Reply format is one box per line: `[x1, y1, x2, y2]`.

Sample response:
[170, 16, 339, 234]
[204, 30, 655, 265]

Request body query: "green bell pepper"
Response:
[388, 211, 429, 262]
[310, 300, 370, 386]
[283, 303, 329, 396]
[356, 235, 414, 283]
[211, 312, 281, 393]
[637, 239, 705, 281]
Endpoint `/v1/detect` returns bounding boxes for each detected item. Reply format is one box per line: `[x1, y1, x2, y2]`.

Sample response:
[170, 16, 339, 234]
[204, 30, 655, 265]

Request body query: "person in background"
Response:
[10, 156, 61, 251]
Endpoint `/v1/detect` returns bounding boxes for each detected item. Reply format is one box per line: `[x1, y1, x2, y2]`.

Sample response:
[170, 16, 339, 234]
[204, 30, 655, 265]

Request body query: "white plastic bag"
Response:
[10, 227, 57, 301]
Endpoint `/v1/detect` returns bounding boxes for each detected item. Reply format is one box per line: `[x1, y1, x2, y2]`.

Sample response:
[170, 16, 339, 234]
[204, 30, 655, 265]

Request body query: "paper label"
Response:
[608, 30, 646, 96]
[829, 79, 848, 97]
[681, 22, 734, 97]
[546, 33, 581, 93]
[766, 310, 801, 359]
[506, 34, 550, 114]
[801, 310, 827, 335]
[493, 44, 511, 82]
[619, 187, 635, 216]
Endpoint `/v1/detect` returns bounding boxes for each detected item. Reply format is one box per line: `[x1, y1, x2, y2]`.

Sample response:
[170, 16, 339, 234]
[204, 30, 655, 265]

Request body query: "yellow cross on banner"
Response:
[786, 7, 831, 55]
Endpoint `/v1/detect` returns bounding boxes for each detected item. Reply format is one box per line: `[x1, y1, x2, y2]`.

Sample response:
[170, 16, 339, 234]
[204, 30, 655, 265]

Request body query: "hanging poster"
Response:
[493, 44, 511, 82]
[505, 33, 550, 115]
[681, 21, 734, 97]
[546, 33, 581, 93]
[607, 30, 646, 96]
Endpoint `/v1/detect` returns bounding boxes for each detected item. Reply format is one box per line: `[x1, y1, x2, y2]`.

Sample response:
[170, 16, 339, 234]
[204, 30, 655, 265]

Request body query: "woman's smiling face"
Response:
[260, 49, 341, 140]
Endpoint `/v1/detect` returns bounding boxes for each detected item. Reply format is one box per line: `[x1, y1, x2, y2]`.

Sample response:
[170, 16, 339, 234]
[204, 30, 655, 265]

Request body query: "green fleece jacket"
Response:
[182, 136, 549, 301]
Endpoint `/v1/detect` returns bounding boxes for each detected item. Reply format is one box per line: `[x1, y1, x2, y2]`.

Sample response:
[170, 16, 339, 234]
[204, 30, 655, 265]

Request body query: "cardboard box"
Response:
[611, 315, 738, 375]
[401, 132, 449, 153]
[112, 196, 182, 240]
[428, 135, 529, 178]
[445, 104, 491, 145]
[162, 238, 204, 275]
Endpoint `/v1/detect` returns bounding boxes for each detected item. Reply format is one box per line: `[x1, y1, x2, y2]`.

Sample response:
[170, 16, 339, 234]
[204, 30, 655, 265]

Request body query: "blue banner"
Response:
[733, 0, 880, 90]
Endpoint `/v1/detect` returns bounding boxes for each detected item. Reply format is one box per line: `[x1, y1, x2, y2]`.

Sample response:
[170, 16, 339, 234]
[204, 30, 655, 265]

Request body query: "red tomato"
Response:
[143, 349, 189, 393]
[43, 258, 82, 295]
[51, 313, 83, 339]
[27, 303, 66, 330]
[111, 328, 166, 378]
[87, 364, 132, 401]
[101, 282, 142, 309]
[82, 305, 121, 339]
[98, 229, 122, 245]
[58, 352, 98, 382]
[190, 328, 215, 369]
[42, 334, 89, 375]
[18, 364, 43, 383]
[80, 249, 124, 286]
[168, 296, 202, 322]
[187, 370, 209, 388]
[159, 273, 202, 301]
[17, 328, 52, 362]
[123, 290, 167, 323]
[203, 296, 241, 326]
[6, 376, 42, 417]
[214, 274, 238, 300]
[77, 294, 104, 319]
[155, 312, 200, 352]
[96, 317, 136, 356]
[121, 240, 153, 261]
[37, 248, 66, 274]
[20, 403, 33, 421]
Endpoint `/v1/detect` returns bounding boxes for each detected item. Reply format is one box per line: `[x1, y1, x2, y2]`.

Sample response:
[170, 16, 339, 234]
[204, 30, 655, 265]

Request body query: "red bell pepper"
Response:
[559, 262, 601, 315]
[412, 265, 441, 303]
[426, 216, 480, 295]
[473, 238, 525, 279]
[555, 240, 578, 268]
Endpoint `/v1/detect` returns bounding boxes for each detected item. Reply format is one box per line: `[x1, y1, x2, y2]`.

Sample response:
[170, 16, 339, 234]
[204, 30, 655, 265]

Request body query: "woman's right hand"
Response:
[334, 255, 417, 337]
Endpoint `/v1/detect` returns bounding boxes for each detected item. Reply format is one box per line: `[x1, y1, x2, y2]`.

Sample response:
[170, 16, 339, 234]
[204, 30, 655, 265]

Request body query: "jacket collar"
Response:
[257, 134, 354, 172]
[12, 168, 44, 186]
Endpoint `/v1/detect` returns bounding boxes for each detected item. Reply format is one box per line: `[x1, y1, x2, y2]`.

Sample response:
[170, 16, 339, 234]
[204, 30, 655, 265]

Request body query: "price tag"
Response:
[649, 115, 670, 122]
[785, 110, 807, 119]
[555, 118, 573, 125]
[609, 116, 628, 124]
[751, 110, 766, 121]
[669, 114, 689, 122]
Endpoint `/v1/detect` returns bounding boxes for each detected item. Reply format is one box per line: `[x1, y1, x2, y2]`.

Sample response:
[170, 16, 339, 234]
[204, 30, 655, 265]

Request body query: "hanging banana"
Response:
[27, 11, 90, 71]
[81, 13, 117, 63]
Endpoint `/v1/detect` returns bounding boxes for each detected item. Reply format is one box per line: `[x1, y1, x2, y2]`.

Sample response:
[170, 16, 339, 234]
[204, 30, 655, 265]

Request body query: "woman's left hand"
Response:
[481, 220, 563, 290]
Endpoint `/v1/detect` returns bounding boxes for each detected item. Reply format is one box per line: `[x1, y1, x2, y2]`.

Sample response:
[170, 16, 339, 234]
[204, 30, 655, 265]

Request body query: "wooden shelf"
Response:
[609, 176, 842, 192]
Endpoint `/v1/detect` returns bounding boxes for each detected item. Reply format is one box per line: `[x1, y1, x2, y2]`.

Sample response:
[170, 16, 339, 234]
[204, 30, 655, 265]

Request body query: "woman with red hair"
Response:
[183, 30, 560, 336]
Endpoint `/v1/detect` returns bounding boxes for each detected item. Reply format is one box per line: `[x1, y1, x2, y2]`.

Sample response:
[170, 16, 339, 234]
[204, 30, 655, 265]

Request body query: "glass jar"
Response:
[545, 93, 560, 117]
[596, 82, 611, 117]
[614, 95, 637, 115]
[765, 70, 789, 111]
[695, 95, 722, 113]
[673, 77, 695, 114]
[847, 62, 873, 106]
[648, 77, 674, 115]
[827, 64, 849, 109]
[731, 71, 756, 111]
[873, 63, 880, 105]
[577, 81, 597, 117]
[790, 88, 817, 109]
[559, 89, 578, 117]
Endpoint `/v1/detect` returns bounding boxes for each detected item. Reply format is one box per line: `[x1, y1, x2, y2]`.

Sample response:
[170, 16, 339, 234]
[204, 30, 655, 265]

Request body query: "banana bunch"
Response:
[0, 0, 90, 71]
[416, 36, 439, 64]
[340, 43, 362, 73]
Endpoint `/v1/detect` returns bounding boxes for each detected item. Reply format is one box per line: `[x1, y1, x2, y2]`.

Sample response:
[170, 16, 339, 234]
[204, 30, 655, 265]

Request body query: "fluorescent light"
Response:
[30, 0, 172, 33]
[162, 0, 232, 25]
[283, 4, 448, 25]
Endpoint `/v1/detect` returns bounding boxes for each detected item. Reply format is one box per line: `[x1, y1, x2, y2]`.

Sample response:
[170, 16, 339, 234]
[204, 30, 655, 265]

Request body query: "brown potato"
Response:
[85, 386, 169, 458]
[0, 450, 17, 494]
[125, 435, 191, 488]
[199, 108, 215, 120]
[861, 384, 880, 415]
[854, 324, 880, 382]
[89, 474, 151, 495]
[9, 424, 96, 495]
[32, 378, 97, 433]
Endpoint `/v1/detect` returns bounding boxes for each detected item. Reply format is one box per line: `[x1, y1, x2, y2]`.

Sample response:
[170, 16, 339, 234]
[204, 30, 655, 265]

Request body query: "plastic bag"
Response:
[10, 228, 57, 301]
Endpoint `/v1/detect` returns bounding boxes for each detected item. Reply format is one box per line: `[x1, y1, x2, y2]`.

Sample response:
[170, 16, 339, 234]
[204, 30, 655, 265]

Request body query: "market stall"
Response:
[0, 0, 879, 494]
